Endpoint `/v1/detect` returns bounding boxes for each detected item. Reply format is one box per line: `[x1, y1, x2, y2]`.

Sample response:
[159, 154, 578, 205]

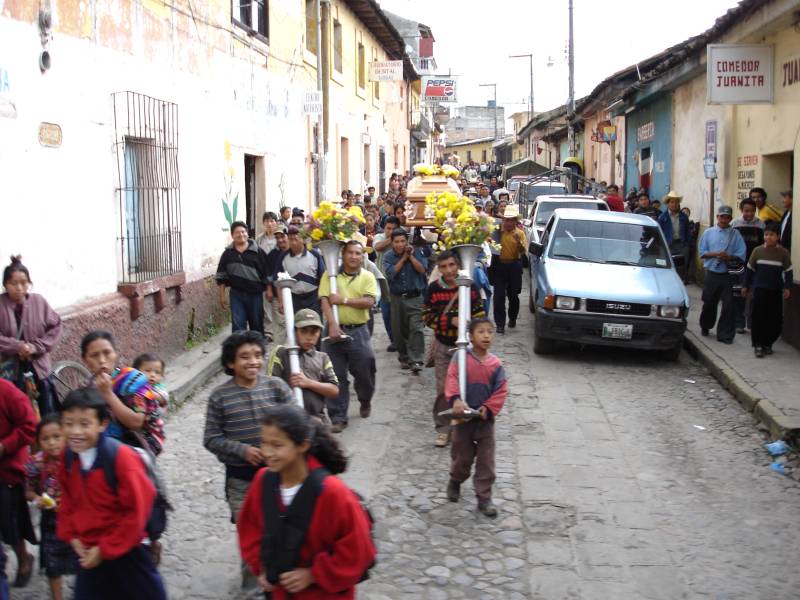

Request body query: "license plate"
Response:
[602, 323, 633, 340]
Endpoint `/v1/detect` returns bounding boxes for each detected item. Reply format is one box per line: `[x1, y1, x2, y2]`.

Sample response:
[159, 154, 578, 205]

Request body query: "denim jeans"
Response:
[230, 287, 264, 334]
[0, 543, 8, 600]
[322, 324, 376, 424]
[380, 297, 394, 342]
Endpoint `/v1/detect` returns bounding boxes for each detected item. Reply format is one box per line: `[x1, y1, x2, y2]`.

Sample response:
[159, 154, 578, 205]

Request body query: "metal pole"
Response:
[567, 0, 576, 157]
[315, 0, 325, 205]
[275, 275, 305, 407]
[509, 54, 534, 123]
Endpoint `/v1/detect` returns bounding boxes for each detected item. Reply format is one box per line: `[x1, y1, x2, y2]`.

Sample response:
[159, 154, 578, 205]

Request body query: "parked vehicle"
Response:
[524, 195, 609, 244]
[517, 180, 569, 215]
[506, 176, 531, 202]
[527, 209, 688, 360]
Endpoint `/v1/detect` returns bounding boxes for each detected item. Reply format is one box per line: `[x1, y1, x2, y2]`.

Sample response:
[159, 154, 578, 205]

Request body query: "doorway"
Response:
[244, 155, 257, 237]
[762, 151, 794, 212]
[379, 147, 386, 194]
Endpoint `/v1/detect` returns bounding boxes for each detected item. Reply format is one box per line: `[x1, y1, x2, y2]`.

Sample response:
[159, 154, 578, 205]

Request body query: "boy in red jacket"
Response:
[56, 387, 166, 600]
[0, 378, 37, 593]
[445, 317, 508, 517]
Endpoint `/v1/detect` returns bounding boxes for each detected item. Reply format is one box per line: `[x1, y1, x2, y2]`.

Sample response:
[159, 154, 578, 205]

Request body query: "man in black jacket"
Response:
[215, 221, 271, 334]
[780, 189, 792, 251]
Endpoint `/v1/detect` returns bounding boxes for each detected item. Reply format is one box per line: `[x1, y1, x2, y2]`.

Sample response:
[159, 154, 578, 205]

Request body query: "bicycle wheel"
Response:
[50, 360, 92, 403]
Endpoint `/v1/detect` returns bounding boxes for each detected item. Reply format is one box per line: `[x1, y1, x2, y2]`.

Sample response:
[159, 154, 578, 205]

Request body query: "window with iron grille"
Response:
[113, 92, 182, 284]
[233, 0, 268, 40]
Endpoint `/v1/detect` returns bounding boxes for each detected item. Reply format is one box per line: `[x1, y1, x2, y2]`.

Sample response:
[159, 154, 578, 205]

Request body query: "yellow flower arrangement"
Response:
[412, 163, 461, 179]
[424, 191, 499, 251]
[305, 201, 365, 243]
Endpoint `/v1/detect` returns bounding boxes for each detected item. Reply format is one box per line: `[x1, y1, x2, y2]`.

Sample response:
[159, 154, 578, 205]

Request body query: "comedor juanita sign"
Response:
[707, 44, 774, 104]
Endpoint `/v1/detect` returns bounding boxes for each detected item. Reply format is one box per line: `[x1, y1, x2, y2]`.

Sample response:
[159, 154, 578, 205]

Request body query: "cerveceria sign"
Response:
[707, 44, 774, 104]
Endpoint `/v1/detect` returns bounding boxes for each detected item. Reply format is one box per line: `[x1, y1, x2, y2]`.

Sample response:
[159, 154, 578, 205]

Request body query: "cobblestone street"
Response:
[10, 297, 800, 599]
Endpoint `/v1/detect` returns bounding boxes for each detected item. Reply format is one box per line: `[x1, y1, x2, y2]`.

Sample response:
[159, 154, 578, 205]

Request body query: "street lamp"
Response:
[509, 54, 533, 124]
[478, 83, 498, 142]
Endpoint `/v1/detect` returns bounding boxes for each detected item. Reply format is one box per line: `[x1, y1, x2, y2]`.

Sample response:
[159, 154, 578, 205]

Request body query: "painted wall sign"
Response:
[0, 66, 15, 119]
[38, 122, 63, 147]
[736, 154, 758, 200]
[303, 91, 322, 115]
[637, 121, 654, 142]
[705, 120, 717, 160]
[707, 44, 774, 104]
[421, 77, 457, 102]
[368, 60, 403, 82]
[782, 55, 800, 88]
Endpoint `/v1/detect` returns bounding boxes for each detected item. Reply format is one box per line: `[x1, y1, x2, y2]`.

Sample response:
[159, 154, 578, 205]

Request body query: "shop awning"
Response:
[501, 156, 549, 180]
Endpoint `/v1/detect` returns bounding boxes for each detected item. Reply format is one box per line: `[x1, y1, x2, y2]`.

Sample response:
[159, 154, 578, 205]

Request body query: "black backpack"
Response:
[64, 436, 171, 541]
[259, 468, 375, 586]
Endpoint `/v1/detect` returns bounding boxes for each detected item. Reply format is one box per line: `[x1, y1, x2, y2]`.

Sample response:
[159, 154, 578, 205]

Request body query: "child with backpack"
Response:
[56, 387, 167, 600]
[267, 309, 339, 421]
[445, 317, 508, 517]
[25, 414, 79, 600]
[236, 404, 375, 600]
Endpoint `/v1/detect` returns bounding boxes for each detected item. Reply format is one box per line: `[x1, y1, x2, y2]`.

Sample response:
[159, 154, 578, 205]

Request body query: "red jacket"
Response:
[237, 457, 375, 600]
[0, 378, 36, 485]
[445, 350, 507, 417]
[605, 194, 625, 212]
[57, 436, 155, 560]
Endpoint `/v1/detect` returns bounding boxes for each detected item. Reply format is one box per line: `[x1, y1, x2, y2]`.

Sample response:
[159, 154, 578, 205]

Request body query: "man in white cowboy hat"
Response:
[698, 204, 746, 344]
[487, 205, 528, 334]
[657, 190, 691, 281]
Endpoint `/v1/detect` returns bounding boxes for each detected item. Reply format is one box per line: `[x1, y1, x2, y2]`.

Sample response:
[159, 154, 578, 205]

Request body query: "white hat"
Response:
[502, 205, 521, 219]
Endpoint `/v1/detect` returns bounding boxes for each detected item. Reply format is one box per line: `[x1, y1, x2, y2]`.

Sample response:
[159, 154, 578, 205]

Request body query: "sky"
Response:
[378, 0, 742, 128]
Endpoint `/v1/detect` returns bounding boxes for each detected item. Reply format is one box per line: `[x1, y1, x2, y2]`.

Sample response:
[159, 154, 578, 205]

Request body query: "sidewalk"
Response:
[683, 284, 800, 438]
[162, 330, 228, 408]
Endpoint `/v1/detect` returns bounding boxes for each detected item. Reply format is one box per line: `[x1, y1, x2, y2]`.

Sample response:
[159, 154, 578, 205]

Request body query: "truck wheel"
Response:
[533, 329, 555, 355]
[661, 342, 682, 362]
[528, 289, 536, 314]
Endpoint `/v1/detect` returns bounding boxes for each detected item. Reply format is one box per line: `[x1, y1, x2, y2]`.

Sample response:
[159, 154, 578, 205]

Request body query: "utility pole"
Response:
[509, 54, 534, 124]
[479, 83, 498, 141]
[314, 0, 326, 204]
[567, 0, 576, 157]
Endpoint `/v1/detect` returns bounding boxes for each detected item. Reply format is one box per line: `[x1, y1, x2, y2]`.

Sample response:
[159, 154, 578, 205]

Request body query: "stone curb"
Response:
[164, 330, 228, 409]
[682, 330, 800, 439]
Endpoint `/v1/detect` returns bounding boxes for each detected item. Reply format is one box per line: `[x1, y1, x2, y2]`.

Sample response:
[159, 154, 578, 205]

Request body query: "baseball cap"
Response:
[274, 223, 288, 234]
[716, 205, 733, 216]
[292, 208, 305, 217]
[294, 309, 323, 329]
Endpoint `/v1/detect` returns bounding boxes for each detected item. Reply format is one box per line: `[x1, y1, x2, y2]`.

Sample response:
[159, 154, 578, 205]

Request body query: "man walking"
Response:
[276, 226, 325, 315]
[265, 224, 290, 343]
[373, 216, 400, 351]
[604, 184, 625, 212]
[256, 212, 280, 341]
[318, 240, 378, 433]
[657, 190, 691, 280]
[489, 206, 527, 334]
[423, 250, 484, 448]
[698, 205, 746, 344]
[215, 221, 270, 334]
[779, 189, 792, 251]
[384, 229, 428, 372]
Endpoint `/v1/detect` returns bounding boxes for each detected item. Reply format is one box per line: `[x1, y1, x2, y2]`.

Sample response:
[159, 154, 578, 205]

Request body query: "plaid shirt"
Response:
[203, 374, 293, 467]
[422, 280, 484, 346]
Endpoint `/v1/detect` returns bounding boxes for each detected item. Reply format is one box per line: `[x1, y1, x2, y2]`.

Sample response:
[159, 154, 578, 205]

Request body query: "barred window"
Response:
[233, 0, 268, 40]
[113, 92, 182, 284]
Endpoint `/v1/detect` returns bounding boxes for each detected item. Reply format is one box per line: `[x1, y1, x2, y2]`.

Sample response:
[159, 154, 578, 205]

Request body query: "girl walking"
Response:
[237, 404, 375, 599]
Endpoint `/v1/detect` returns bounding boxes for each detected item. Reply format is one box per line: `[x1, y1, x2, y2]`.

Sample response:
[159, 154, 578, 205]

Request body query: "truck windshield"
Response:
[535, 201, 606, 225]
[549, 219, 671, 268]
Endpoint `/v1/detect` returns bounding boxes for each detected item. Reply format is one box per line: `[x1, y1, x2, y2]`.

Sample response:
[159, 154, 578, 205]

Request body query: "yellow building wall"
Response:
[445, 140, 494, 165]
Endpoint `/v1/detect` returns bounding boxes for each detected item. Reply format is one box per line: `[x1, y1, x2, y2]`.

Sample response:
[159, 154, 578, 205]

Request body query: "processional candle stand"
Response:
[315, 239, 350, 343]
[274, 273, 305, 408]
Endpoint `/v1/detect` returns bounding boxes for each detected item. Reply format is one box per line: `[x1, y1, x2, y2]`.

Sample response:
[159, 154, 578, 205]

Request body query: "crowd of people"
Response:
[0, 162, 793, 598]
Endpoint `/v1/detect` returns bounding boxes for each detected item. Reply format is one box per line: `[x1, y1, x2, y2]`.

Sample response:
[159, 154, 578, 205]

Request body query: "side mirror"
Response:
[529, 241, 544, 257]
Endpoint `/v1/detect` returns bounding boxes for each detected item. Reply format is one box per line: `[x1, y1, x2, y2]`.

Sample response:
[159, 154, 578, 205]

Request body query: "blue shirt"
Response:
[383, 248, 428, 294]
[698, 225, 746, 273]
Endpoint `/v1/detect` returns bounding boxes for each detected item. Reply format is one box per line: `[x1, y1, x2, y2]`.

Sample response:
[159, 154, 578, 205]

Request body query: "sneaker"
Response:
[329, 422, 348, 433]
[508, 319, 517, 329]
[386, 343, 397, 352]
[411, 362, 423, 374]
[496, 326, 505, 335]
[701, 328, 710, 337]
[359, 404, 371, 419]
[754, 347, 765, 358]
[764, 346, 774, 355]
[477, 500, 498, 518]
[446, 480, 461, 502]
[736, 328, 746, 334]
[400, 360, 412, 370]
[434, 432, 450, 448]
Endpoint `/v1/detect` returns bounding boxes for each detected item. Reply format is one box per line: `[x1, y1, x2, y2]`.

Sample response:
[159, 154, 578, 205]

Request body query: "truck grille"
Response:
[585, 299, 652, 317]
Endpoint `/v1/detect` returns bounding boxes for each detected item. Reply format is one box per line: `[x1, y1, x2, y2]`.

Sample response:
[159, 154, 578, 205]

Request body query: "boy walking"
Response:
[203, 331, 294, 522]
[57, 387, 166, 600]
[422, 250, 484, 448]
[445, 318, 507, 517]
[267, 309, 340, 420]
[741, 222, 793, 357]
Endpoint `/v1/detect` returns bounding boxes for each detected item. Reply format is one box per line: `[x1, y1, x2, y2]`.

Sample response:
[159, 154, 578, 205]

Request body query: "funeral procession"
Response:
[3, 0, 800, 598]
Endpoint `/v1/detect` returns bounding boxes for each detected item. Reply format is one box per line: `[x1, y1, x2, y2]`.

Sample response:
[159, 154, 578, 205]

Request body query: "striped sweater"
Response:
[744, 245, 793, 290]
[203, 374, 293, 477]
[445, 350, 507, 417]
[422, 280, 485, 346]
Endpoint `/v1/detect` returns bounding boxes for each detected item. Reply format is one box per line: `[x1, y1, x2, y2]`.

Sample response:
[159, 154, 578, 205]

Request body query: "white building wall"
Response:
[0, 14, 312, 310]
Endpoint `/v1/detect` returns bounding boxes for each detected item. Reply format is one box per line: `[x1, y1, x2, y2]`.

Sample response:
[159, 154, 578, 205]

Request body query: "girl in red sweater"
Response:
[237, 404, 375, 600]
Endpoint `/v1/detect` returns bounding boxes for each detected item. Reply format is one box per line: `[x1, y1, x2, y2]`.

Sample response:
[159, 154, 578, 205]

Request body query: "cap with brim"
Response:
[502, 205, 521, 219]
[275, 223, 288, 234]
[664, 190, 683, 201]
[716, 205, 733, 216]
[294, 308, 323, 329]
[781, 189, 793, 197]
